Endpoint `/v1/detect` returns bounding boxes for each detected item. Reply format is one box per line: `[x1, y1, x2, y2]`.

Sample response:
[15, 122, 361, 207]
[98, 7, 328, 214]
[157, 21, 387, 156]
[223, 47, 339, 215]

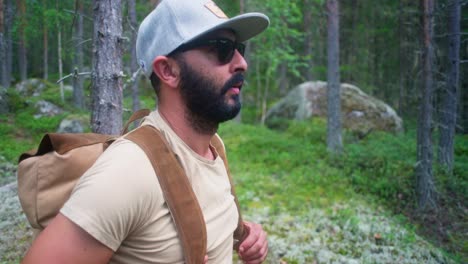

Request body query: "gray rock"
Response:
[15, 78, 47, 97]
[265, 81, 403, 134]
[57, 119, 84, 133]
[34, 100, 63, 118]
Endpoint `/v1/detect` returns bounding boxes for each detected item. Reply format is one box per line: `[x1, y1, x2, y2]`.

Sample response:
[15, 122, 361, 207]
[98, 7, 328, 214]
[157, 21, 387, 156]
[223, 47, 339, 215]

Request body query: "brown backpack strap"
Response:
[210, 134, 247, 250]
[125, 126, 206, 264]
[120, 109, 151, 135]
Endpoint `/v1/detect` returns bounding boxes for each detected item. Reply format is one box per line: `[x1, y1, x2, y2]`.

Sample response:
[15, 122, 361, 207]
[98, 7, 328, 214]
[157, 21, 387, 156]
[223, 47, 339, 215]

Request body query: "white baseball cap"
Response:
[136, 0, 270, 77]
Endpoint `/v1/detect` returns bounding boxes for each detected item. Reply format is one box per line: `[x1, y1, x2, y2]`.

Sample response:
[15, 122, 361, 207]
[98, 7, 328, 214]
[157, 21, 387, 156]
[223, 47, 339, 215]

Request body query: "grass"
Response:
[219, 119, 467, 263]
[0, 82, 466, 263]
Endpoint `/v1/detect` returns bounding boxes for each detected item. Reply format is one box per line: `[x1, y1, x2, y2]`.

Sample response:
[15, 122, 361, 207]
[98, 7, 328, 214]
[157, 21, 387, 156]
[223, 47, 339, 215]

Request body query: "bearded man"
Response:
[22, 1, 269, 263]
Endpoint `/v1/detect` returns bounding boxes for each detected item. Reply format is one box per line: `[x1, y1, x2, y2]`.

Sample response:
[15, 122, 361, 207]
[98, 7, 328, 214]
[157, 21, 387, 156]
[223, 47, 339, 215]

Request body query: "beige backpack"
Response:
[17, 109, 246, 264]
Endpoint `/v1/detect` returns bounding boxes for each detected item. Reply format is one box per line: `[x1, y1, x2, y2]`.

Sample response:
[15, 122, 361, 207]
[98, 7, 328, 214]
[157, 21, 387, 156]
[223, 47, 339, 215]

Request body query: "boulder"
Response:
[265, 81, 403, 134]
[34, 100, 63, 118]
[15, 78, 48, 97]
[57, 119, 84, 133]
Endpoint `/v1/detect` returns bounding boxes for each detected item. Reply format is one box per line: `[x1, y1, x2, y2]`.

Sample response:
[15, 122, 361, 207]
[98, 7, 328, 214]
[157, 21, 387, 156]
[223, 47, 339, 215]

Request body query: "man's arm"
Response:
[22, 213, 114, 264]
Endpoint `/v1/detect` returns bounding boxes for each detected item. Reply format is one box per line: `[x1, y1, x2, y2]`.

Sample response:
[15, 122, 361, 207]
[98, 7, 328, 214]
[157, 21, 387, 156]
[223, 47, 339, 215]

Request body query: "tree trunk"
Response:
[17, 0, 27, 81]
[438, 0, 460, 173]
[43, 22, 48, 80]
[57, 28, 64, 102]
[0, 0, 6, 113]
[303, 0, 313, 81]
[128, 0, 140, 114]
[41, 0, 48, 80]
[4, 0, 12, 87]
[0, 0, 5, 87]
[278, 63, 288, 95]
[73, 0, 84, 109]
[260, 75, 270, 125]
[345, 0, 358, 83]
[398, 0, 405, 115]
[326, 0, 342, 154]
[91, 0, 123, 134]
[416, 0, 437, 211]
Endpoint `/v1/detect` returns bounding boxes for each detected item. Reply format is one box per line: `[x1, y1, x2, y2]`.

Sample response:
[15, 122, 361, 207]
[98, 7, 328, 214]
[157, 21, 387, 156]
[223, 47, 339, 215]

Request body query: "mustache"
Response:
[221, 73, 244, 95]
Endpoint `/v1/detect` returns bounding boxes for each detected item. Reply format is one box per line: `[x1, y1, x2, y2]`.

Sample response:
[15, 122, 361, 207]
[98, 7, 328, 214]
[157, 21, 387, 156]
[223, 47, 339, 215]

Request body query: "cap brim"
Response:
[186, 12, 269, 44]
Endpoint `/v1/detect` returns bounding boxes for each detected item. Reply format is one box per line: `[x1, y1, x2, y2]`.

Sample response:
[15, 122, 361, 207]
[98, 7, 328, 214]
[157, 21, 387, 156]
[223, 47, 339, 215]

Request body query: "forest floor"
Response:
[0, 161, 460, 264]
[0, 82, 465, 263]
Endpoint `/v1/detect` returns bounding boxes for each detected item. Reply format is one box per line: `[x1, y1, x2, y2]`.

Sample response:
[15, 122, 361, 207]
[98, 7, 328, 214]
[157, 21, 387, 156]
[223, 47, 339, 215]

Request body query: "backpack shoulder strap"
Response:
[124, 125, 206, 264]
[210, 134, 247, 250]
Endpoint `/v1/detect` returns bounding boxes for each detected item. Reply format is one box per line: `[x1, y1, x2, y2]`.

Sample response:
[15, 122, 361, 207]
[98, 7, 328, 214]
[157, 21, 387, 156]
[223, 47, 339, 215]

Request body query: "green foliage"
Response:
[437, 134, 468, 202]
[0, 116, 33, 162]
[219, 119, 352, 214]
[219, 120, 465, 262]
[0, 83, 73, 162]
[7, 111, 65, 161]
[4, 89, 27, 114]
[15, 112, 64, 137]
[341, 131, 418, 207]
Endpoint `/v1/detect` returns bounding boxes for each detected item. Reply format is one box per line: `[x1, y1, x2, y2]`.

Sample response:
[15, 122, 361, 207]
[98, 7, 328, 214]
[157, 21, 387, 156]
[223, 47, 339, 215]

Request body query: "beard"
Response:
[177, 59, 243, 134]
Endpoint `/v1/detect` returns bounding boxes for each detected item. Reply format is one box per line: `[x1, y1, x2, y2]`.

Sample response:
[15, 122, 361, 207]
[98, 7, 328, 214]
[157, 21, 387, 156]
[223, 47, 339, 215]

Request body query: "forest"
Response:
[0, 0, 467, 263]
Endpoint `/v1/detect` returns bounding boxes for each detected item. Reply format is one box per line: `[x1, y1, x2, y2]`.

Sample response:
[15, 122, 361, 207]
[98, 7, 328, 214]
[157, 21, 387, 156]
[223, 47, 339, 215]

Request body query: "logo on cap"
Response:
[204, 1, 228, 19]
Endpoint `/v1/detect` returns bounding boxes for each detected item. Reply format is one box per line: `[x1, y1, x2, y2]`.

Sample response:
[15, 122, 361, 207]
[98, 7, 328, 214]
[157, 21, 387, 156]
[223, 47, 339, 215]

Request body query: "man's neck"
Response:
[158, 107, 217, 160]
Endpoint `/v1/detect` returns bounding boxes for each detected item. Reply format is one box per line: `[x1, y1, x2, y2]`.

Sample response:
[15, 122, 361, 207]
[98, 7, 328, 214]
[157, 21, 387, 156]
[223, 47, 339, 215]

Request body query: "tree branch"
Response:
[56, 70, 92, 84]
[63, 9, 93, 21]
[125, 68, 142, 84]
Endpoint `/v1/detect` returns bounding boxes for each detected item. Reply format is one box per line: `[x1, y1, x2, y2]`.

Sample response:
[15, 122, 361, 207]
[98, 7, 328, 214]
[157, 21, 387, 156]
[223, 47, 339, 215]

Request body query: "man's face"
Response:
[174, 30, 248, 132]
[177, 56, 243, 126]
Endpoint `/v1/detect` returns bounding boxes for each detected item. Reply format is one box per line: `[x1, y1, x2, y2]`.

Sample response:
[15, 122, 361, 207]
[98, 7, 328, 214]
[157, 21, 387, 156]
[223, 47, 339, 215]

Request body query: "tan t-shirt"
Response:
[60, 110, 238, 263]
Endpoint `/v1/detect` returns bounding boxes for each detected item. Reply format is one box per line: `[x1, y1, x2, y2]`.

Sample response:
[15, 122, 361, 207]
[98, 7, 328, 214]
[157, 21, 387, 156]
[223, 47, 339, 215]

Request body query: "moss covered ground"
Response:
[0, 83, 466, 263]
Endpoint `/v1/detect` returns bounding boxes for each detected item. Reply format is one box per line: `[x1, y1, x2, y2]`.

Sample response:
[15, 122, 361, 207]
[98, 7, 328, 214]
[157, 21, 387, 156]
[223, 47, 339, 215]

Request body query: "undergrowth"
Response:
[220, 119, 466, 262]
[0, 81, 466, 262]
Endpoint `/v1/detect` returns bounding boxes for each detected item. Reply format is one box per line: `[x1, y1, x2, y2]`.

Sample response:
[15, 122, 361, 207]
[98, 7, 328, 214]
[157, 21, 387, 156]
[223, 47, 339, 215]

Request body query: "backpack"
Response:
[17, 109, 246, 264]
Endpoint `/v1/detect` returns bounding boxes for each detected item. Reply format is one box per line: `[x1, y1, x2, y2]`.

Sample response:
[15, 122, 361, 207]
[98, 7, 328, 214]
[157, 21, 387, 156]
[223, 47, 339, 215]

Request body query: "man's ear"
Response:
[152, 56, 180, 88]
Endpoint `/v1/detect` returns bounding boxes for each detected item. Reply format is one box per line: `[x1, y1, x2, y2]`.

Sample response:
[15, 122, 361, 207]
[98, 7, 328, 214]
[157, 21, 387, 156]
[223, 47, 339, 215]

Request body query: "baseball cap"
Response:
[136, 0, 270, 77]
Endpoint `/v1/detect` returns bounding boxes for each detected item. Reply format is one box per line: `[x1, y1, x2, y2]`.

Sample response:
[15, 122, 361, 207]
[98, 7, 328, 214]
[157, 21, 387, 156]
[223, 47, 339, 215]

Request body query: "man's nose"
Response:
[230, 49, 248, 73]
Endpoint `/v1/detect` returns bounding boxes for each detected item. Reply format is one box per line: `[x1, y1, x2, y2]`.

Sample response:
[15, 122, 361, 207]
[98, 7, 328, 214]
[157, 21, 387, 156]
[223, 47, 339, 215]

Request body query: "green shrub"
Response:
[5, 89, 27, 114]
[340, 131, 417, 207]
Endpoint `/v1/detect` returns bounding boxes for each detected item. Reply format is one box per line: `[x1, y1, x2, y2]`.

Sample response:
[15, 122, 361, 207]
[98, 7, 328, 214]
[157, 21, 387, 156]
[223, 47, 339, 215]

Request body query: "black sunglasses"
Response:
[171, 38, 245, 65]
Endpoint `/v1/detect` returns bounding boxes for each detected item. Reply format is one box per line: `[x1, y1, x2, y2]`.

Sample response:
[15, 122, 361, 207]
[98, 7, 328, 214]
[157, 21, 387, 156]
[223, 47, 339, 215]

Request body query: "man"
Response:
[22, 0, 269, 263]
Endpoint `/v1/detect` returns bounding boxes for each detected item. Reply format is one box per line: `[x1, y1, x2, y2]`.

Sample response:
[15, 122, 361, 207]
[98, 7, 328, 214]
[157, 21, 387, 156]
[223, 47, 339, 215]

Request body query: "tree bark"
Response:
[73, 0, 84, 109]
[326, 0, 342, 154]
[43, 20, 48, 80]
[128, 0, 140, 114]
[278, 63, 288, 95]
[438, 0, 460, 173]
[91, 0, 123, 134]
[416, 0, 437, 211]
[0, 0, 5, 113]
[42, 0, 48, 81]
[4, 0, 12, 87]
[303, 0, 313, 81]
[398, 0, 405, 115]
[57, 27, 64, 102]
[16, 0, 27, 81]
[0, 0, 5, 87]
